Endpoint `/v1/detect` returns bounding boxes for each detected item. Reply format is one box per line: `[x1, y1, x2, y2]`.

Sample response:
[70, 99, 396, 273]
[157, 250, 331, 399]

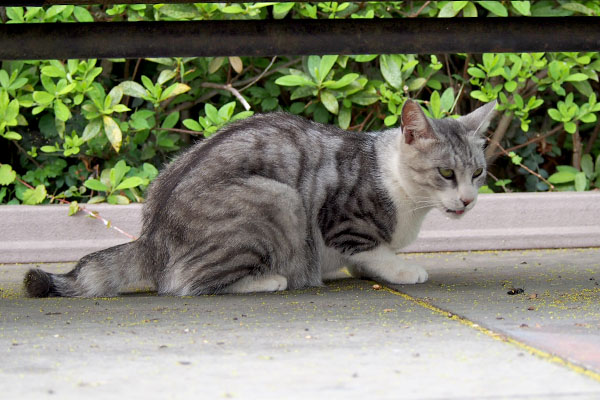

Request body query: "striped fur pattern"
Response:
[24, 100, 496, 297]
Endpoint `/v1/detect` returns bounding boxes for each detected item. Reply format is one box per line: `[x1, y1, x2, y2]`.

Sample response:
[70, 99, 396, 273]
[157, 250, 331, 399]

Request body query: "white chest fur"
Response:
[388, 205, 430, 251]
[376, 130, 433, 251]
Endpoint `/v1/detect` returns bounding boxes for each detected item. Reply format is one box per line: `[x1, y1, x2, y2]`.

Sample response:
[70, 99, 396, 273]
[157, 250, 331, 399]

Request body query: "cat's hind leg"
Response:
[158, 177, 321, 296]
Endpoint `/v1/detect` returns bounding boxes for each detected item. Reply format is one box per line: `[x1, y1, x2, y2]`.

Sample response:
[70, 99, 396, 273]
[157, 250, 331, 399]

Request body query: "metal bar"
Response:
[4, 1, 270, 4]
[0, 17, 598, 60]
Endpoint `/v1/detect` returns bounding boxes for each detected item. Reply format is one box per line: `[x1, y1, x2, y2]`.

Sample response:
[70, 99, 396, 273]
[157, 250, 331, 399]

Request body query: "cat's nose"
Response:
[461, 198, 473, 207]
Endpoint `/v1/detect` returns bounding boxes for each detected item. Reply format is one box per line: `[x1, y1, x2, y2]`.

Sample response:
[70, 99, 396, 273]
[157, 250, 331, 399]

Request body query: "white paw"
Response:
[385, 265, 429, 285]
[262, 275, 288, 292]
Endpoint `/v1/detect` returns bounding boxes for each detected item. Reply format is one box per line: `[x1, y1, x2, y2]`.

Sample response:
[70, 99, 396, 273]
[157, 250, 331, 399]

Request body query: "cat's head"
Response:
[399, 99, 496, 218]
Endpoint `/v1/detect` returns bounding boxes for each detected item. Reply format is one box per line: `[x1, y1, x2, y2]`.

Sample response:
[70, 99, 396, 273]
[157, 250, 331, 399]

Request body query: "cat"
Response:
[24, 99, 495, 297]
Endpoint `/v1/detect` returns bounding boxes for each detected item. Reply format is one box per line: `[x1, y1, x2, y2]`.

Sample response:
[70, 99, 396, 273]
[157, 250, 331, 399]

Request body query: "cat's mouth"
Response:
[445, 208, 465, 216]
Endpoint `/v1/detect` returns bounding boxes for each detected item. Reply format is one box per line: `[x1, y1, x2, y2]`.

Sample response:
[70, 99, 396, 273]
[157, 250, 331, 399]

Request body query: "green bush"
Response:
[0, 1, 599, 205]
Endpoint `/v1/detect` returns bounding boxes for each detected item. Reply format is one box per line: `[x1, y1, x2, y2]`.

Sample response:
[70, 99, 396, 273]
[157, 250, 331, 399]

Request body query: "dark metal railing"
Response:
[0, 2, 599, 59]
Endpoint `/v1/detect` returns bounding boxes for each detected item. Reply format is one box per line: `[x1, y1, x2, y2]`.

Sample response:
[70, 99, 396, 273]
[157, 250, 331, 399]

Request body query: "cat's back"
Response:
[143, 113, 360, 222]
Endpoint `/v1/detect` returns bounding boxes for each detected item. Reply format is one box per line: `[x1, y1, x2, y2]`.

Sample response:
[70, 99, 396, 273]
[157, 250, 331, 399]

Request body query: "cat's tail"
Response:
[24, 241, 148, 298]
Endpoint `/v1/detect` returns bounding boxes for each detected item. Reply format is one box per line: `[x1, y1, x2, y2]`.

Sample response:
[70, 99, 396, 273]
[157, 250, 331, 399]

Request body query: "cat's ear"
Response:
[458, 100, 497, 136]
[401, 99, 436, 145]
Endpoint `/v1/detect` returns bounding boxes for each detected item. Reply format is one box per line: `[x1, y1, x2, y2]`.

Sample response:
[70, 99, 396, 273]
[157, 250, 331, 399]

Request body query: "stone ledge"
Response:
[1, 192, 599, 263]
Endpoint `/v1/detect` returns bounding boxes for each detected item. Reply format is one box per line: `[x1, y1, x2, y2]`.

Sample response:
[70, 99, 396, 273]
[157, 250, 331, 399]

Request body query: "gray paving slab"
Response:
[2, 257, 600, 400]
[395, 248, 600, 374]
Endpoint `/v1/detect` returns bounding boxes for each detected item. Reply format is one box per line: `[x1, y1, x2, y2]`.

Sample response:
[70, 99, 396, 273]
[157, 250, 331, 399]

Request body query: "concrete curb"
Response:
[1, 192, 599, 263]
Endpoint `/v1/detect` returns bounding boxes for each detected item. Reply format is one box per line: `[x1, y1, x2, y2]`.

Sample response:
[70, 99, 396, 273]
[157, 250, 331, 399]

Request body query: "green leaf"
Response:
[307, 56, 320, 81]
[463, 2, 478, 17]
[380, 55, 403, 90]
[159, 3, 200, 19]
[81, 119, 102, 141]
[157, 69, 177, 85]
[68, 201, 80, 216]
[320, 90, 339, 115]
[504, 81, 517, 92]
[581, 154, 594, 179]
[429, 90, 441, 118]
[440, 87, 455, 112]
[208, 57, 225, 74]
[548, 171, 576, 184]
[323, 73, 359, 90]
[221, 4, 244, 14]
[84, 178, 109, 192]
[564, 121, 577, 134]
[33, 91, 54, 105]
[3, 131, 22, 140]
[470, 90, 489, 102]
[5, 98, 19, 122]
[467, 67, 486, 79]
[548, 108, 562, 121]
[182, 119, 202, 131]
[384, 115, 398, 126]
[160, 83, 190, 101]
[275, 75, 316, 87]
[54, 100, 71, 122]
[218, 101, 236, 121]
[205, 103, 220, 125]
[41, 65, 66, 78]
[273, 2, 295, 19]
[73, 6, 94, 22]
[40, 145, 58, 153]
[574, 172, 587, 192]
[107, 194, 130, 204]
[107, 86, 124, 107]
[478, 1, 508, 16]
[103, 116, 122, 152]
[88, 195, 106, 204]
[56, 82, 76, 97]
[565, 73, 589, 82]
[22, 184, 47, 205]
[561, 2, 594, 15]
[162, 111, 179, 129]
[118, 81, 147, 98]
[338, 106, 351, 130]
[0, 164, 17, 185]
[0, 70, 9, 88]
[349, 87, 379, 106]
[438, 2, 461, 17]
[511, 1, 531, 16]
[115, 176, 144, 191]
[408, 77, 427, 91]
[319, 55, 338, 83]
[229, 57, 243, 74]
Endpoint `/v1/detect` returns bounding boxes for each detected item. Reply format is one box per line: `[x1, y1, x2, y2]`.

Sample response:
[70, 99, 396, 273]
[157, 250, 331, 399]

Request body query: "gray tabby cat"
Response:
[24, 99, 495, 297]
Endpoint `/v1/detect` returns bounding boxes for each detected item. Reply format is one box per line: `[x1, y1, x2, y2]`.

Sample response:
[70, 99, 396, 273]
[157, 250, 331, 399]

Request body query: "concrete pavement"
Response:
[1, 248, 600, 399]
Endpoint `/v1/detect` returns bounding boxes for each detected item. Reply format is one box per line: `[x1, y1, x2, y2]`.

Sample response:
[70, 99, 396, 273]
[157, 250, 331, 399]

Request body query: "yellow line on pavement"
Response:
[381, 285, 600, 383]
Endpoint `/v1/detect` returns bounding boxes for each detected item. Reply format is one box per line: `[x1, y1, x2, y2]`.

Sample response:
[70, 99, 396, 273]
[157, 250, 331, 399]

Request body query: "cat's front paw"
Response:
[384, 264, 429, 285]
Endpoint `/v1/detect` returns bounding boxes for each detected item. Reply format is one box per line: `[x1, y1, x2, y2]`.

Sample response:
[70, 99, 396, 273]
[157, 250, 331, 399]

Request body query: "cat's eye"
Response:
[438, 168, 455, 179]
[472, 168, 484, 178]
